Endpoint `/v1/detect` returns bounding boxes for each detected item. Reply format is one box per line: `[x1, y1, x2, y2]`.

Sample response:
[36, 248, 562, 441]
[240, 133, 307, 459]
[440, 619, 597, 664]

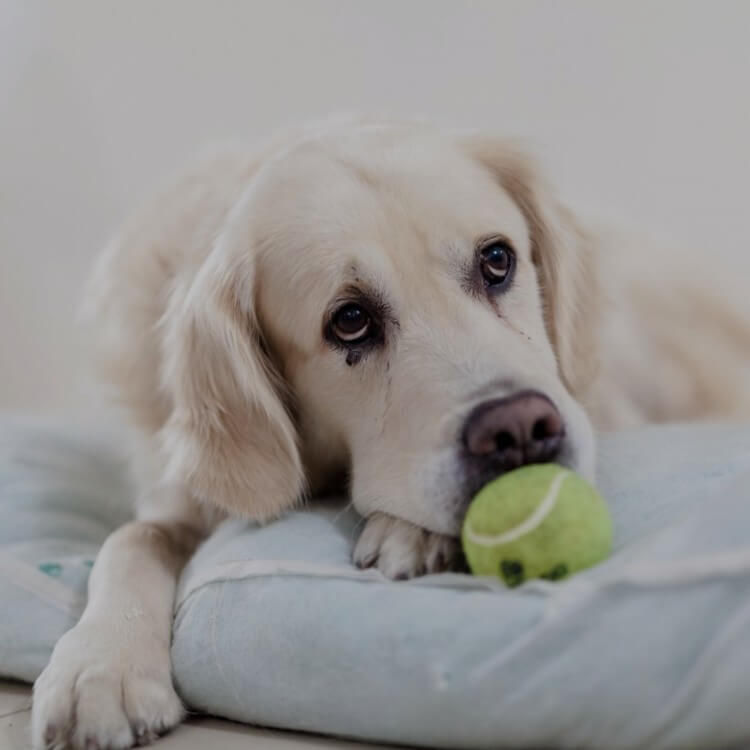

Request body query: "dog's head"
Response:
[162, 122, 599, 535]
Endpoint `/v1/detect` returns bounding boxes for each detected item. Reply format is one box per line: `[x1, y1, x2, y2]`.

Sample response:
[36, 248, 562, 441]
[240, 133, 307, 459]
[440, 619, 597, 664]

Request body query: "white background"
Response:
[2, 0, 749, 414]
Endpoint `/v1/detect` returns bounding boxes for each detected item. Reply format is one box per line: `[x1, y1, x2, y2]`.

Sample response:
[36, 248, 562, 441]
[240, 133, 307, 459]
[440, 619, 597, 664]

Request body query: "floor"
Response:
[0, 680, 396, 750]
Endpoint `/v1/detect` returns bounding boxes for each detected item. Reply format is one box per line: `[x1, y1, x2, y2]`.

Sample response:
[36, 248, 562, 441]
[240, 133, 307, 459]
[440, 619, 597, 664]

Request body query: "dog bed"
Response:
[1, 416, 750, 749]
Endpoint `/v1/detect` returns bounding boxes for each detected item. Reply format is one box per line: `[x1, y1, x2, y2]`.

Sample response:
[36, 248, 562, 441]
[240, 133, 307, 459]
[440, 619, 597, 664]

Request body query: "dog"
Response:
[31, 118, 750, 749]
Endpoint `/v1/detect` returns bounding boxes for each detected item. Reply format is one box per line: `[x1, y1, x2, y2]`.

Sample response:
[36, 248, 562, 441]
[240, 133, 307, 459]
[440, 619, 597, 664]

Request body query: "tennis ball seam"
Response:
[463, 468, 571, 547]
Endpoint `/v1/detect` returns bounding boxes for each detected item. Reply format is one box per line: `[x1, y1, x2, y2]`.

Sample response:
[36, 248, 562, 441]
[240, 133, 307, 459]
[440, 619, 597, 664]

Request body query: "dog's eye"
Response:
[479, 241, 515, 287]
[331, 303, 372, 344]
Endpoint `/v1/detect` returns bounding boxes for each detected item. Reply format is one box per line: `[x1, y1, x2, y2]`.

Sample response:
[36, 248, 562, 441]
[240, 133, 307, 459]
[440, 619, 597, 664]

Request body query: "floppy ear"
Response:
[159, 225, 305, 521]
[462, 136, 601, 398]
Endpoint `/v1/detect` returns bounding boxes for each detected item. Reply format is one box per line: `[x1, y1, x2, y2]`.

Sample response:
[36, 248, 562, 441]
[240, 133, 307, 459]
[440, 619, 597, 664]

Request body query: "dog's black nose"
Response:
[463, 391, 564, 471]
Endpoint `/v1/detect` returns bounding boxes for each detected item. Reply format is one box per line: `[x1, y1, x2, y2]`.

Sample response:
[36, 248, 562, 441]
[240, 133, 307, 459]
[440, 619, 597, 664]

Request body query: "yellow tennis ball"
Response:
[461, 464, 612, 586]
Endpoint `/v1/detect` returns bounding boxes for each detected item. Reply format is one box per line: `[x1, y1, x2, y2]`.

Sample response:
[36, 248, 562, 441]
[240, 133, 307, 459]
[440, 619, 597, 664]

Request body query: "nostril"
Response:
[532, 418, 549, 442]
[495, 431, 516, 453]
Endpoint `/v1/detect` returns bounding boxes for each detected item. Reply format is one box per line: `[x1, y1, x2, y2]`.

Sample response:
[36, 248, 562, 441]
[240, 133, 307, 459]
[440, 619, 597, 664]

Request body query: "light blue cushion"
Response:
[2, 417, 750, 749]
[0, 418, 131, 681]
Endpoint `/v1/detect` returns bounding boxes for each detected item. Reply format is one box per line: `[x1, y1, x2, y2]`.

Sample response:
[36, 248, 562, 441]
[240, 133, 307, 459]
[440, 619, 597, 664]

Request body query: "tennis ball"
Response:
[461, 464, 612, 586]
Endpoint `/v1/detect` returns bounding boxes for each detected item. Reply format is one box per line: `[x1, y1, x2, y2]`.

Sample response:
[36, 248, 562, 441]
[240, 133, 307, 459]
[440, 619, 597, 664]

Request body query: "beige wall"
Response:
[2, 0, 749, 415]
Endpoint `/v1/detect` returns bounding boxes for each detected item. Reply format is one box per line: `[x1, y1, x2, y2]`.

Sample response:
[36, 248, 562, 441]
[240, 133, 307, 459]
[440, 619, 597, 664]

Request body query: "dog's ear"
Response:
[159, 223, 305, 521]
[462, 136, 601, 398]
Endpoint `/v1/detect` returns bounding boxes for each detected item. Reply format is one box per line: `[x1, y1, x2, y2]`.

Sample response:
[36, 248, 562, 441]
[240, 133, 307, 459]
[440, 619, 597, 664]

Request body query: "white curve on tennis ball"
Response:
[463, 468, 571, 547]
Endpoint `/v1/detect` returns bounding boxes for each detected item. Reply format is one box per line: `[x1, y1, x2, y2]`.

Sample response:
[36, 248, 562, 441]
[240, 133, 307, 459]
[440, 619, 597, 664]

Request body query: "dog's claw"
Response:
[32, 619, 184, 750]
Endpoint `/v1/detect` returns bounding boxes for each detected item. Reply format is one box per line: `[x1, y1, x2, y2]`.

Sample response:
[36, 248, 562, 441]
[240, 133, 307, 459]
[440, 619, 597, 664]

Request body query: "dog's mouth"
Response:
[448, 440, 575, 532]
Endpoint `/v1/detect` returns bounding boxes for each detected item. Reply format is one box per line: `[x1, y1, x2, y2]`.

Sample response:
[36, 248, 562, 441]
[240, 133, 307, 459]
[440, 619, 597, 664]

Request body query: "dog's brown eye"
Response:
[479, 241, 515, 287]
[331, 303, 372, 343]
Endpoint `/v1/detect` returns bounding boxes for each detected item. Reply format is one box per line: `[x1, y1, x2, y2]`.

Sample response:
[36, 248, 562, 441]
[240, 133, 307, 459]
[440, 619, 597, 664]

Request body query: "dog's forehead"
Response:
[254, 135, 530, 269]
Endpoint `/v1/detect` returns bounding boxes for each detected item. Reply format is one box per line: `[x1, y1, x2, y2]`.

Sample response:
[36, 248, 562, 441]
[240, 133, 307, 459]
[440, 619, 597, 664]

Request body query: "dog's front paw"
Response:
[32, 619, 184, 750]
[354, 512, 463, 579]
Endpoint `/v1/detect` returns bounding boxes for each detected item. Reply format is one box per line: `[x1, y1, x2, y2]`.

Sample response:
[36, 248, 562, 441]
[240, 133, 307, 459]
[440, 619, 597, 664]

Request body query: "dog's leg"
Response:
[32, 487, 210, 750]
[354, 512, 463, 580]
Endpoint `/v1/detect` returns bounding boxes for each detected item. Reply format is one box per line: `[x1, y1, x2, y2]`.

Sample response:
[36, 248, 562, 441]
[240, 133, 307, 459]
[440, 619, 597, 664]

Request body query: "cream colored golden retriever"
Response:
[32, 118, 750, 749]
